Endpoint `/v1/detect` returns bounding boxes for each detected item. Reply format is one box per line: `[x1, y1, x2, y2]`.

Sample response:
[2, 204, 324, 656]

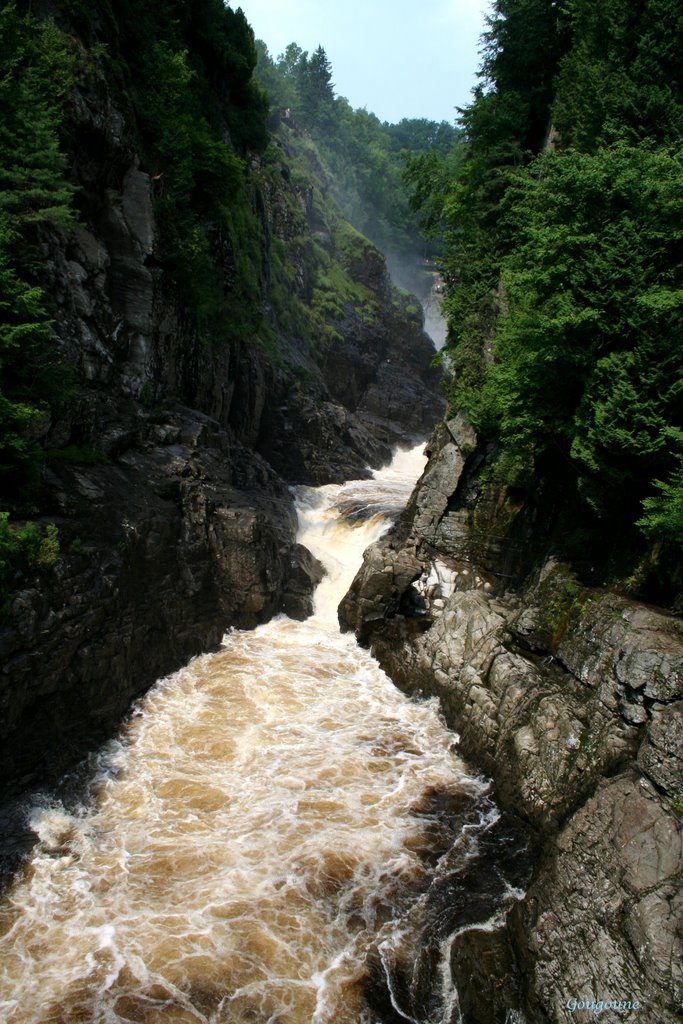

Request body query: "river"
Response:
[0, 444, 522, 1024]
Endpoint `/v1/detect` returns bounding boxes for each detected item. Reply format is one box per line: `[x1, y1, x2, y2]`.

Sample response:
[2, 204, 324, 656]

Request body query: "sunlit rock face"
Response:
[340, 415, 683, 1023]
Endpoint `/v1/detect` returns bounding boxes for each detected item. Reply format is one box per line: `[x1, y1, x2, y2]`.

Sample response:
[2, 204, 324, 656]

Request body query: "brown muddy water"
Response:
[0, 445, 526, 1024]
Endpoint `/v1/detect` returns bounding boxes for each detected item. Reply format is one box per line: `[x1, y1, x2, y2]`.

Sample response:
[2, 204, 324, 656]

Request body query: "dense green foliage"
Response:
[553, 0, 683, 151]
[408, 0, 683, 605]
[102, 0, 270, 346]
[0, 512, 59, 611]
[0, 2, 76, 509]
[1, 0, 272, 520]
[253, 40, 462, 288]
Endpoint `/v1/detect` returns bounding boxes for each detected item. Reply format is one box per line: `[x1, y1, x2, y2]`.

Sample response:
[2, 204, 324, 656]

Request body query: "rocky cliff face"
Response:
[340, 417, 682, 1024]
[0, 64, 443, 798]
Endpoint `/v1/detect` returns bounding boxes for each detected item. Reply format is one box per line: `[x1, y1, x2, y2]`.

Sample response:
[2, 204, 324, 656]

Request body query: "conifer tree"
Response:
[0, 3, 76, 507]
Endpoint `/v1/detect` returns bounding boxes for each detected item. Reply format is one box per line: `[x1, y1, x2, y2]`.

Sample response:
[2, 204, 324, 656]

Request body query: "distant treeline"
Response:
[253, 40, 462, 288]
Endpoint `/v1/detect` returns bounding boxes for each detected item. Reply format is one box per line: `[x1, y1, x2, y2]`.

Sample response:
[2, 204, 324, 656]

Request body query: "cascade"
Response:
[0, 445, 526, 1024]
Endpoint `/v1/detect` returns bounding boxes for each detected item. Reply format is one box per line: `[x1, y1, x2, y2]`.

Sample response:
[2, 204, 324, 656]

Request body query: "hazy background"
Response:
[235, 0, 490, 124]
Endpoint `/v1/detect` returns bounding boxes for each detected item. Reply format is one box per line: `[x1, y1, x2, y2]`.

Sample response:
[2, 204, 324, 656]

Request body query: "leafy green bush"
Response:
[0, 513, 59, 611]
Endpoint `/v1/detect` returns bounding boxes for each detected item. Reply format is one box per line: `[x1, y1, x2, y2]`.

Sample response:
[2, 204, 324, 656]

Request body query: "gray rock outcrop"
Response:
[340, 416, 683, 1024]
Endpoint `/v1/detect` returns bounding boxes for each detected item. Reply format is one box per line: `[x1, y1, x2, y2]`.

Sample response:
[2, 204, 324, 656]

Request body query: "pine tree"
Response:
[0, 4, 76, 507]
[298, 45, 335, 127]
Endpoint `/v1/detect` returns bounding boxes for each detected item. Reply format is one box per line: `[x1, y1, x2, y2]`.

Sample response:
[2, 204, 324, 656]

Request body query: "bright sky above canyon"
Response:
[236, 0, 490, 124]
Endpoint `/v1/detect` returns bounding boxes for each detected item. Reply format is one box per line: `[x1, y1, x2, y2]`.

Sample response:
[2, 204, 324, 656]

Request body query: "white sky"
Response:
[235, 0, 491, 125]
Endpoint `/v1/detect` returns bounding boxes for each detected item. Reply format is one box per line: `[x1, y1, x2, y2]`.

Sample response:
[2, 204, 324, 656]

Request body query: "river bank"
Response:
[0, 445, 529, 1024]
[340, 416, 683, 1024]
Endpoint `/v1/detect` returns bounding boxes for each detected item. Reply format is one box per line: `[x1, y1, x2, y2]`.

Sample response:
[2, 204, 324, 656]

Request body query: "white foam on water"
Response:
[0, 443, 482, 1024]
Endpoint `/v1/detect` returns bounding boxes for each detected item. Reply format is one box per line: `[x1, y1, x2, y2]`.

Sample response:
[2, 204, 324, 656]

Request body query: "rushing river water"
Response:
[0, 445, 524, 1024]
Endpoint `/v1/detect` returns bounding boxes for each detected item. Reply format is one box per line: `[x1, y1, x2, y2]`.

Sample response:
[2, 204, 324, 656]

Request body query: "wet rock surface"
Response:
[340, 416, 683, 1023]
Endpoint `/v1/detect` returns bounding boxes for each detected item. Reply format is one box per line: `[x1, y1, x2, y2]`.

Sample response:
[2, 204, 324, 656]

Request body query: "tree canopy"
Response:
[253, 40, 462, 287]
[0, 3, 76, 507]
[407, 0, 683, 606]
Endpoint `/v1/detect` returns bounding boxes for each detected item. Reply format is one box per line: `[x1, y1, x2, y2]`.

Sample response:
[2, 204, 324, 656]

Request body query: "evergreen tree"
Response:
[299, 45, 335, 125]
[0, 3, 76, 507]
[406, 0, 683, 605]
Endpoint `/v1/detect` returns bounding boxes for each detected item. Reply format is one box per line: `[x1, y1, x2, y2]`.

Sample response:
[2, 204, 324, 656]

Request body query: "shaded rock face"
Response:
[0, 72, 442, 797]
[43, 72, 443, 480]
[340, 417, 683, 1024]
[321, 287, 444, 450]
[1, 407, 324, 792]
[514, 773, 682, 1024]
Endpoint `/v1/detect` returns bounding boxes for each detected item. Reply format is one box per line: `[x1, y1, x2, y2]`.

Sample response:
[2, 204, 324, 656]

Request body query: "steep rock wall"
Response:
[0, 58, 443, 797]
[340, 418, 682, 1024]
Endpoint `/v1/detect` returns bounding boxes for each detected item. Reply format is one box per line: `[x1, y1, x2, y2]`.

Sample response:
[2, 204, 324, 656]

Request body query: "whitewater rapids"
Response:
[0, 444, 490, 1024]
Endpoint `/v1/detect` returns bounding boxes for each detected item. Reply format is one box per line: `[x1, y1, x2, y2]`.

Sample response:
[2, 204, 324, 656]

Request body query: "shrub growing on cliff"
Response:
[0, 512, 59, 612]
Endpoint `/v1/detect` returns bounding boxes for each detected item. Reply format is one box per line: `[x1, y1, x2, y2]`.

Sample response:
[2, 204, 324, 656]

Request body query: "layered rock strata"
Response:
[340, 416, 683, 1024]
